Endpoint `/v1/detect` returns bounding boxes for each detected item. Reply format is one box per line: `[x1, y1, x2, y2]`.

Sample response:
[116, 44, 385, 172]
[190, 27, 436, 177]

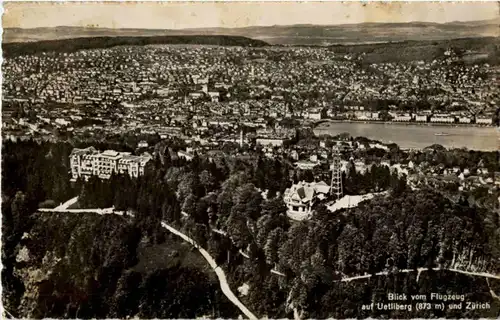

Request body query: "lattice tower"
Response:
[330, 146, 343, 199]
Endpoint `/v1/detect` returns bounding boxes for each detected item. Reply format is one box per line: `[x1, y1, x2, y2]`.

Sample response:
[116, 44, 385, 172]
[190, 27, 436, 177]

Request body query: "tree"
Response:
[233, 183, 263, 220]
[113, 174, 133, 210]
[390, 173, 407, 196]
[278, 223, 309, 275]
[264, 227, 285, 266]
[10, 191, 29, 234]
[181, 194, 197, 217]
[176, 173, 195, 202]
[199, 170, 216, 195]
[337, 224, 365, 274]
[225, 209, 252, 249]
[216, 189, 233, 224]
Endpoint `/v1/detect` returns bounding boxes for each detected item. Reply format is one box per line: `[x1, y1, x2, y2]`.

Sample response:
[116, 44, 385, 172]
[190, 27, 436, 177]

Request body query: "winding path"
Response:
[336, 267, 500, 283]
[160, 222, 258, 320]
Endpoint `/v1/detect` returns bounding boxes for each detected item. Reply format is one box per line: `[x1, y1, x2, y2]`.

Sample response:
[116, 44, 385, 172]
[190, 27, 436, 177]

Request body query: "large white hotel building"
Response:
[69, 147, 152, 181]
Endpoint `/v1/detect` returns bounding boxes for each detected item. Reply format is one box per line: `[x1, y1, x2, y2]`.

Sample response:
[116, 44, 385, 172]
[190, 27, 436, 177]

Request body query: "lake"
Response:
[314, 122, 499, 151]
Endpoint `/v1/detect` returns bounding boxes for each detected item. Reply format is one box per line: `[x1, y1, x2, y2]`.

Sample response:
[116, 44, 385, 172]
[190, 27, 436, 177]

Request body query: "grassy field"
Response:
[62, 200, 215, 278]
[132, 235, 217, 281]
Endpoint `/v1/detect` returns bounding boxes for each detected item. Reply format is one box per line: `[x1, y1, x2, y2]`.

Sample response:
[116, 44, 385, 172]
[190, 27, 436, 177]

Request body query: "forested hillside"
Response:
[2, 35, 268, 57]
[328, 37, 500, 64]
[3, 139, 500, 318]
[7, 212, 237, 318]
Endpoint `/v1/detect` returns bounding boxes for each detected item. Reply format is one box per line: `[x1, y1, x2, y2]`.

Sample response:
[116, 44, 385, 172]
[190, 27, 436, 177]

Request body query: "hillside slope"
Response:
[2, 35, 269, 57]
[6, 212, 238, 319]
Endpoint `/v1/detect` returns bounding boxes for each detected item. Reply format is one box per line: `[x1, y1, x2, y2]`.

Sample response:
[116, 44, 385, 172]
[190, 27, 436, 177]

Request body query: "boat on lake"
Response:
[434, 132, 450, 136]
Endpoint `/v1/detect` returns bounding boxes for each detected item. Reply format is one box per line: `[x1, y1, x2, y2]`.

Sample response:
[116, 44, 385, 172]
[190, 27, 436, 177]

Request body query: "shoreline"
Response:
[313, 119, 496, 129]
[310, 119, 499, 151]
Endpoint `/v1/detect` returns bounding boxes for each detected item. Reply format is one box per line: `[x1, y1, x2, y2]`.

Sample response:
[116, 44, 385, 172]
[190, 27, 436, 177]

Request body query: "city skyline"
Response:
[3, 1, 499, 30]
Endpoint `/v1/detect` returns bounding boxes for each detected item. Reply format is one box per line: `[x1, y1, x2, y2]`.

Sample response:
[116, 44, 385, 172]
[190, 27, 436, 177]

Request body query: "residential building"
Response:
[458, 116, 472, 124]
[307, 109, 323, 120]
[430, 114, 455, 123]
[476, 117, 493, 125]
[295, 160, 319, 170]
[208, 91, 220, 102]
[414, 114, 428, 122]
[393, 114, 412, 122]
[283, 181, 330, 220]
[177, 150, 194, 160]
[256, 137, 285, 147]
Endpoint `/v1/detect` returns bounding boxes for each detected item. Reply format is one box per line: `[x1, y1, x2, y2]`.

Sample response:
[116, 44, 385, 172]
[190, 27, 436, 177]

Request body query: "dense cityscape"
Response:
[3, 44, 499, 144]
[2, 3, 500, 319]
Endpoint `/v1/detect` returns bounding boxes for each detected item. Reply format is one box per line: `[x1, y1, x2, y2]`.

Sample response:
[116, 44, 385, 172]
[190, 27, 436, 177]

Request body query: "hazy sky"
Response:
[3, 1, 499, 29]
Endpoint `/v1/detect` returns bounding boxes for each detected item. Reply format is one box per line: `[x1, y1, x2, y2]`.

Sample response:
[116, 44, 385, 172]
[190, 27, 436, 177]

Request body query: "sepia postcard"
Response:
[1, 1, 500, 319]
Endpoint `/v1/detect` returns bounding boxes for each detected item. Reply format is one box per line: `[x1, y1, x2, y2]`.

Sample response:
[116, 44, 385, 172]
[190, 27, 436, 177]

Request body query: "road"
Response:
[38, 206, 118, 214]
[38, 197, 126, 215]
[56, 196, 79, 210]
[337, 267, 500, 283]
[160, 221, 258, 320]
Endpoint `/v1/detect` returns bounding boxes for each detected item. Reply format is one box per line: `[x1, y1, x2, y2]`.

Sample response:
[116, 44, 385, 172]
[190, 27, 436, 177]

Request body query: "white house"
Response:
[458, 117, 472, 124]
[307, 111, 323, 120]
[430, 114, 455, 123]
[295, 160, 319, 170]
[414, 115, 428, 122]
[393, 114, 412, 122]
[177, 150, 194, 161]
[283, 181, 330, 220]
[476, 117, 492, 125]
[208, 91, 220, 102]
[256, 137, 285, 147]
[55, 118, 70, 126]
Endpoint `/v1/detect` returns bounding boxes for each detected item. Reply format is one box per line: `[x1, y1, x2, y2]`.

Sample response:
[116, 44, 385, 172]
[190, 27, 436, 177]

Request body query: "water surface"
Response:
[314, 122, 499, 151]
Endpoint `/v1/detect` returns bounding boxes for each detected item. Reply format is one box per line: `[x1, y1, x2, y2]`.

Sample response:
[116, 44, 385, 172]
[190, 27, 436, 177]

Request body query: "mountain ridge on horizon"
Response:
[4, 16, 500, 30]
[4, 18, 499, 46]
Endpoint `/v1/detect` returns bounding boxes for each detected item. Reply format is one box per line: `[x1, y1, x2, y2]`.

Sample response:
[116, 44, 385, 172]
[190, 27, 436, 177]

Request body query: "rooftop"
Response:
[101, 150, 120, 157]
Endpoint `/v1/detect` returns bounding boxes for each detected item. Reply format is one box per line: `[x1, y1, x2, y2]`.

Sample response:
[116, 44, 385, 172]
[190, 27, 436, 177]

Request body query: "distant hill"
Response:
[3, 19, 499, 45]
[185, 19, 500, 45]
[328, 37, 500, 64]
[3, 34, 499, 65]
[2, 35, 269, 57]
